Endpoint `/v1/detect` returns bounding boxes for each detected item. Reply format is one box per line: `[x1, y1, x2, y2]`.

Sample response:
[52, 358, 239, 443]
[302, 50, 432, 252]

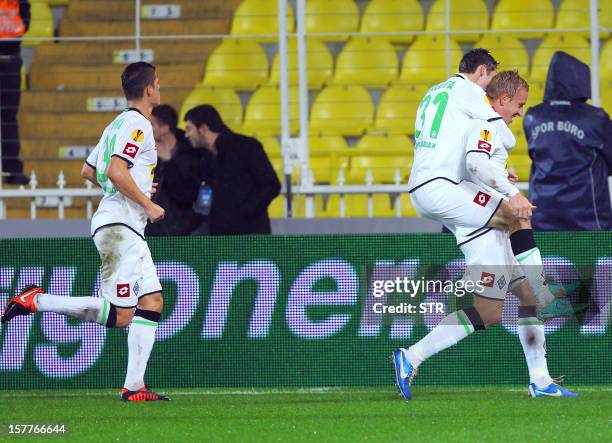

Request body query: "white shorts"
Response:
[410, 179, 503, 240]
[458, 227, 526, 301]
[93, 225, 162, 308]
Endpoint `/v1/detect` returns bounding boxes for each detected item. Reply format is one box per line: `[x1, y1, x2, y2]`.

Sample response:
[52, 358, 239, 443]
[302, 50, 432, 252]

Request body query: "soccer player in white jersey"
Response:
[2, 62, 170, 402]
[409, 49, 575, 319]
[393, 71, 578, 400]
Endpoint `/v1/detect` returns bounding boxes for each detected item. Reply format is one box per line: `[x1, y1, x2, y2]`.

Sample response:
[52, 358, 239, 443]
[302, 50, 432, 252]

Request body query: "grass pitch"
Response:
[1, 386, 610, 442]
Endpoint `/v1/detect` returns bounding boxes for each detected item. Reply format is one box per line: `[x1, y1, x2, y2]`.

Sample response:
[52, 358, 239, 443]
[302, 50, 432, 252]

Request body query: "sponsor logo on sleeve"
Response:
[116, 283, 131, 298]
[477, 139, 492, 152]
[473, 191, 491, 207]
[131, 129, 145, 143]
[122, 143, 140, 158]
[480, 272, 495, 288]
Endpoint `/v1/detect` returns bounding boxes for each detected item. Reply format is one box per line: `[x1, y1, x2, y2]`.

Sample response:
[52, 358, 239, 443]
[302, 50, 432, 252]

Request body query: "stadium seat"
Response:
[333, 37, 398, 88]
[345, 156, 410, 184]
[507, 152, 532, 183]
[178, 87, 243, 131]
[306, 0, 359, 41]
[525, 81, 545, 111]
[556, 0, 610, 38]
[309, 156, 349, 183]
[601, 40, 612, 83]
[375, 84, 430, 135]
[259, 136, 282, 158]
[355, 134, 413, 157]
[315, 193, 416, 217]
[474, 35, 529, 77]
[530, 35, 591, 82]
[399, 36, 463, 84]
[601, 79, 612, 112]
[242, 86, 299, 136]
[360, 0, 424, 44]
[491, 0, 554, 39]
[269, 38, 333, 89]
[425, 0, 489, 43]
[310, 85, 374, 136]
[231, 0, 295, 42]
[22, 2, 54, 46]
[509, 118, 528, 155]
[202, 39, 269, 91]
[309, 134, 349, 156]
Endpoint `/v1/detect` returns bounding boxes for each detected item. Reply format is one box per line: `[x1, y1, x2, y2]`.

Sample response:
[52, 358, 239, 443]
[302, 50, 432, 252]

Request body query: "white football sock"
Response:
[36, 293, 109, 325]
[518, 316, 553, 387]
[124, 315, 158, 391]
[407, 310, 477, 368]
[515, 247, 555, 306]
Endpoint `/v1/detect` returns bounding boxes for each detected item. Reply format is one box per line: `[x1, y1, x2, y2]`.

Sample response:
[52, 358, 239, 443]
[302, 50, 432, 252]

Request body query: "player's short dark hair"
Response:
[152, 104, 178, 130]
[121, 62, 156, 100]
[459, 49, 498, 74]
[184, 105, 227, 132]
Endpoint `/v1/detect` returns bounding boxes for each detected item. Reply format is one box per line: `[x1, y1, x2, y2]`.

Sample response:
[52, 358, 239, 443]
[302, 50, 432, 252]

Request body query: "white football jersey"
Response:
[86, 108, 157, 237]
[408, 74, 500, 190]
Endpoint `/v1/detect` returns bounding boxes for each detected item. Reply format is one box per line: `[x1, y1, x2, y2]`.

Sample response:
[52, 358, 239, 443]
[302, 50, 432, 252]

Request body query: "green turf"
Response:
[1, 386, 610, 442]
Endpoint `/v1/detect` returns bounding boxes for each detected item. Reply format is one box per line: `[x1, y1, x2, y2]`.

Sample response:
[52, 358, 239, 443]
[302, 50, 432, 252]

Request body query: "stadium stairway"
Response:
[12, 0, 241, 218]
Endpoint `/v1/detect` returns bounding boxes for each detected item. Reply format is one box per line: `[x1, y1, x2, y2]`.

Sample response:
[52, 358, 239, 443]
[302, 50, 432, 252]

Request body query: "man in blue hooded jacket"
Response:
[524, 51, 612, 231]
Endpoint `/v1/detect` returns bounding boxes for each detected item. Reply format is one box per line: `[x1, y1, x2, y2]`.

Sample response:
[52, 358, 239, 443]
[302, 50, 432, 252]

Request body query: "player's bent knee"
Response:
[138, 291, 163, 313]
[488, 200, 515, 230]
[113, 306, 135, 328]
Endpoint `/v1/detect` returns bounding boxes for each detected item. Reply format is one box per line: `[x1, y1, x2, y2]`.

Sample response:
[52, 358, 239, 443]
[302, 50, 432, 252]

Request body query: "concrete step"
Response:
[65, 0, 241, 20]
[58, 18, 230, 37]
[32, 40, 220, 66]
[30, 62, 204, 90]
[20, 89, 190, 113]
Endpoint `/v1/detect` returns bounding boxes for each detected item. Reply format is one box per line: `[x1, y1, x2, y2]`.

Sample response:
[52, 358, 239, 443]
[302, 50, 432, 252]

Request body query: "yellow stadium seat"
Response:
[601, 40, 612, 82]
[310, 85, 374, 136]
[178, 87, 243, 131]
[268, 195, 286, 218]
[356, 134, 413, 157]
[601, 79, 612, 113]
[333, 36, 398, 88]
[491, 0, 554, 39]
[345, 194, 395, 217]
[507, 152, 532, 183]
[400, 193, 419, 216]
[474, 35, 529, 77]
[269, 38, 333, 89]
[426, 0, 489, 43]
[309, 134, 349, 156]
[309, 156, 349, 183]
[306, 0, 359, 41]
[530, 35, 590, 82]
[20, 63, 26, 91]
[399, 36, 463, 84]
[22, 2, 53, 46]
[360, 0, 423, 44]
[509, 117, 528, 154]
[259, 136, 282, 158]
[202, 39, 269, 91]
[375, 84, 430, 135]
[556, 0, 610, 38]
[525, 81, 545, 111]
[231, 0, 295, 42]
[346, 156, 410, 184]
[242, 86, 299, 136]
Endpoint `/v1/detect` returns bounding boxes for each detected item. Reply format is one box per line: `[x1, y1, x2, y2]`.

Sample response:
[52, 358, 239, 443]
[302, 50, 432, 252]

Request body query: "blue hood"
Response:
[543, 51, 591, 102]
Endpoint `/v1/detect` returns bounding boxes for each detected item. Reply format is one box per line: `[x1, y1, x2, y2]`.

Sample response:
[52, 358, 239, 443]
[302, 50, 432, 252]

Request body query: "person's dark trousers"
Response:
[0, 55, 24, 181]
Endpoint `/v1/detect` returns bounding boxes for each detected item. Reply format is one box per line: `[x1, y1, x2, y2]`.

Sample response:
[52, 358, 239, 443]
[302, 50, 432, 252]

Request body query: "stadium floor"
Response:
[1, 386, 610, 442]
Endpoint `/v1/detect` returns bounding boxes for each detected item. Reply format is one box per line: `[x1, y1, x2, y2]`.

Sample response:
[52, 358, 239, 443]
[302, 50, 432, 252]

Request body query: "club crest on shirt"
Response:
[480, 129, 492, 141]
[131, 129, 145, 143]
[123, 142, 140, 158]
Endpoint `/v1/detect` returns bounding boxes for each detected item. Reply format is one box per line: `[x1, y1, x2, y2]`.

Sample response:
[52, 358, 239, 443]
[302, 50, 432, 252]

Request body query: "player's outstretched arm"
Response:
[107, 156, 165, 222]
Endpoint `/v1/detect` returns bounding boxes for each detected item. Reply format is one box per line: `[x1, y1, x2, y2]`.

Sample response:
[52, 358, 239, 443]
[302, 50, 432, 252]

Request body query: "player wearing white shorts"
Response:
[2, 62, 170, 402]
[392, 60, 579, 399]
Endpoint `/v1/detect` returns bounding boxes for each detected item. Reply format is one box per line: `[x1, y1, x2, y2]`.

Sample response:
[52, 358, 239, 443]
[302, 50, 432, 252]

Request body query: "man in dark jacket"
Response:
[184, 105, 281, 235]
[0, 0, 30, 184]
[145, 104, 205, 236]
[524, 51, 612, 231]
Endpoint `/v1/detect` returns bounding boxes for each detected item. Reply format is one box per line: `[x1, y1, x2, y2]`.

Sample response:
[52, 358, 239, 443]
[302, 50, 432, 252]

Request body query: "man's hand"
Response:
[145, 202, 165, 223]
[507, 169, 519, 184]
[151, 182, 158, 195]
[509, 193, 535, 219]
